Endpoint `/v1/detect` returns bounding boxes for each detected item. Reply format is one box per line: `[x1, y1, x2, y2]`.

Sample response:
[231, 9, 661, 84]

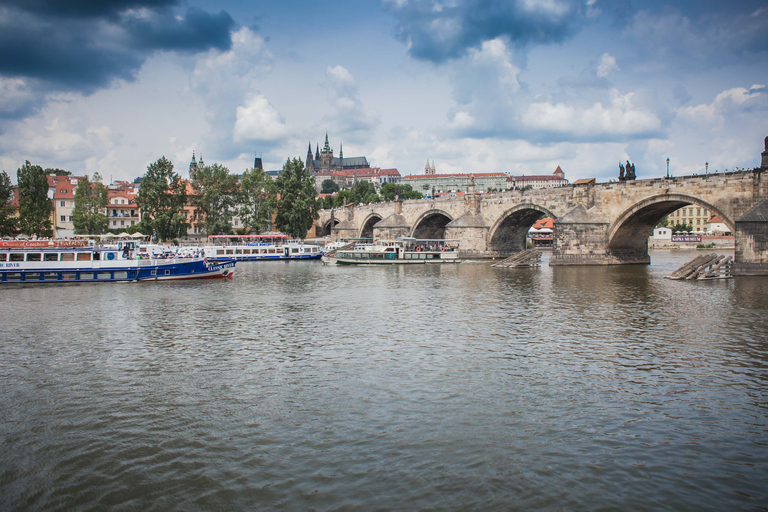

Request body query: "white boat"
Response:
[323, 237, 460, 265]
[203, 234, 323, 262]
[0, 239, 235, 283]
[321, 238, 373, 265]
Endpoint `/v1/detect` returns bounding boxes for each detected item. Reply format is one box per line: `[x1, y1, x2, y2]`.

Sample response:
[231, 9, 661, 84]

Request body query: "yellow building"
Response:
[667, 206, 711, 231]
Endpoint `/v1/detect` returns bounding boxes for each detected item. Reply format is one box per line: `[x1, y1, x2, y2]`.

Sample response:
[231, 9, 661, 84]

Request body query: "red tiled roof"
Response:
[707, 215, 724, 224]
[402, 172, 506, 179]
[532, 218, 554, 229]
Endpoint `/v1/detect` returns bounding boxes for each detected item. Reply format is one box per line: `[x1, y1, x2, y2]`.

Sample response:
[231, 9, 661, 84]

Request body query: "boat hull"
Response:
[1, 258, 235, 283]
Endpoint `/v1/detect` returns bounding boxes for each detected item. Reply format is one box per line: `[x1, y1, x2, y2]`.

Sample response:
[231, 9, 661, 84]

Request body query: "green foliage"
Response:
[274, 157, 318, 239]
[239, 166, 277, 234]
[348, 181, 377, 205]
[136, 156, 187, 242]
[72, 175, 108, 234]
[321, 179, 340, 194]
[0, 170, 17, 236]
[190, 163, 239, 235]
[672, 222, 694, 233]
[333, 190, 350, 208]
[379, 182, 423, 201]
[17, 161, 53, 237]
[657, 216, 670, 228]
[45, 168, 70, 176]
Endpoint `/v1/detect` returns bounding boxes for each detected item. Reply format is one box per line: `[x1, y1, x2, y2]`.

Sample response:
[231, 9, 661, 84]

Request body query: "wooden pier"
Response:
[491, 249, 542, 268]
[666, 253, 733, 280]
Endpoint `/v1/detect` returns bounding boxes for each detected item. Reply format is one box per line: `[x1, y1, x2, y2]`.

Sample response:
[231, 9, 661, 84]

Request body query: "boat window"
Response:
[62, 272, 77, 280]
[25, 272, 40, 281]
[114, 271, 128, 279]
[26, 253, 42, 261]
[5, 272, 21, 281]
[236, 249, 243, 254]
[93, 252, 100, 260]
[80, 272, 94, 280]
[44, 253, 58, 261]
[97, 272, 111, 279]
[10, 253, 24, 261]
[77, 252, 91, 261]
[165, 270, 171, 275]
[60, 253, 75, 261]
[43, 272, 58, 280]
[0, 253, 6, 261]
[292, 248, 298, 253]
[217, 250, 225, 255]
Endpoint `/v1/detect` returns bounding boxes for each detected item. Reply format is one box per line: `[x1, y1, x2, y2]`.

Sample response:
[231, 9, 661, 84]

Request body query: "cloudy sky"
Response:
[0, 0, 766, 184]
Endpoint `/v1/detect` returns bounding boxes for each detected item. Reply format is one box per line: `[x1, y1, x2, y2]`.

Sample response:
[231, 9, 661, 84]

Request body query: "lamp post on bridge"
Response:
[705, 162, 709, 175]
[666, 157, 670, 179]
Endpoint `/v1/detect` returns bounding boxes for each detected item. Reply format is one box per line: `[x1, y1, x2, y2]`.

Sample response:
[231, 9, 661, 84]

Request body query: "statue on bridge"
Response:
[619, 160, 636, 181]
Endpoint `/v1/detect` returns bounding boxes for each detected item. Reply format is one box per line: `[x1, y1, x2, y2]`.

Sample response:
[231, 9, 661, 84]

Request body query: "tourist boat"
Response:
[323, 237, 461, 265]
[321, 238, 373, 265]
[0, 239, 235, 283]
[202, 234, 323, 261]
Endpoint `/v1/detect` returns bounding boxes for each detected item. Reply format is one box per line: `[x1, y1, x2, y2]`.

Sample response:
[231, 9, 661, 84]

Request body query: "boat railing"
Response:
[136, 257, 200, 266]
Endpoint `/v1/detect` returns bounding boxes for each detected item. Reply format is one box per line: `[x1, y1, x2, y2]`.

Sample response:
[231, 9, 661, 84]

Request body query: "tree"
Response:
[321, 179, 339, 194]
[333, 189, 350, 208]
[136, 156, 187, 242]
[190, 163, 239, 235]
[45, 168, 70, 176]
[17, 161, 53, 237]
[0, 170, 17, 236]
[657, 216, 669, 228]
[380, 182, 423, 201]
[72, 174, 108, 234]
[348, 180, 377, 205]
[274, 157, 318, 239]
[239, 166, 277, 233]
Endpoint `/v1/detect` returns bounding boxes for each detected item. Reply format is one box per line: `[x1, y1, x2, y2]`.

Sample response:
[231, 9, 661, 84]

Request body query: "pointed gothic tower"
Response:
[306, 142, 314, 170]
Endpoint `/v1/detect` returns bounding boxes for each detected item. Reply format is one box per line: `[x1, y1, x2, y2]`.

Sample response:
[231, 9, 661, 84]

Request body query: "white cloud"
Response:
[233, 94, 290, 142]
[523, 90, 661, 138]
[596, 53, 619, 78]
[676, 85, 765, 124]
[322, 65, 379, 136]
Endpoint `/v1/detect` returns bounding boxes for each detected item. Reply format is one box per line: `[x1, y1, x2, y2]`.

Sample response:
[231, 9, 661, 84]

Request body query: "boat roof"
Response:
[208, 234, 288, 239]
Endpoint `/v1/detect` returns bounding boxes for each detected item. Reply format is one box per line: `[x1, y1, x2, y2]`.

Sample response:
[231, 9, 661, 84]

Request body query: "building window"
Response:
[121, 199, 125, 204]
[60, 215, 66, 222]
[697, 208, 701, 216]
[68, 216, 73, 222]
[120, 220, 125, 226]
[60, 201, 66, 207]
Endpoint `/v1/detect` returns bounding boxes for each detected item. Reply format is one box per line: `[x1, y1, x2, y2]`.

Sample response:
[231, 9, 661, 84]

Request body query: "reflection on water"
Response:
[1, 250, 767, 510]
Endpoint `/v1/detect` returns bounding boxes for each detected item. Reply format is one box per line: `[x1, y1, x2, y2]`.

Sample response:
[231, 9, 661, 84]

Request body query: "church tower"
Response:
[320, 132, 334, 169]
[306, 142, 314, 169]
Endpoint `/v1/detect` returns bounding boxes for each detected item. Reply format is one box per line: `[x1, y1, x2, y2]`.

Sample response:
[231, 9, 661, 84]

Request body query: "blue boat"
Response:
[0, 239, 235, 283]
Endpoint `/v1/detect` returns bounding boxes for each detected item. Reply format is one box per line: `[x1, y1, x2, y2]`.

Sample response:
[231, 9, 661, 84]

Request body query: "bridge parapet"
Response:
[314, 157, 767, 272]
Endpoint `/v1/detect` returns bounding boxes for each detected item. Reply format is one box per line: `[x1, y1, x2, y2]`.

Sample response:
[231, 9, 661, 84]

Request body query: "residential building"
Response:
[401, 171, 508, 194]
[48, 175, 82, 237]
[667, 205, 711, 231]
[706, 215, 730, 234]
[508, 167, 568, 189]
[107, 189, 140, 231]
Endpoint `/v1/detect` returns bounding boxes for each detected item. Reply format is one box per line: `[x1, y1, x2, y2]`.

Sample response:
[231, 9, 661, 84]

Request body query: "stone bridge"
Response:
[316, 149, 768, 275]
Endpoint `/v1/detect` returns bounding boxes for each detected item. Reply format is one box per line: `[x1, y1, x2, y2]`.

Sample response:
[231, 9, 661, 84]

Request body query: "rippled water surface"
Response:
[1, 250, 767, 511]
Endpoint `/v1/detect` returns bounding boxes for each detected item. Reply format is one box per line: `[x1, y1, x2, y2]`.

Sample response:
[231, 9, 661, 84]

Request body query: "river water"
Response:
[1, 250, 766, 511]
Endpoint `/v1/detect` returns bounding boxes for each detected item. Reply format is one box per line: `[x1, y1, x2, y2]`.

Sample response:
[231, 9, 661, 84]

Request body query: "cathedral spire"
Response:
[322, 132, 331, 153]
[339, 142, 343, 160]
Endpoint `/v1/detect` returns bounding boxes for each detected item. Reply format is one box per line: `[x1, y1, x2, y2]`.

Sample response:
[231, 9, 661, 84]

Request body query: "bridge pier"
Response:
[549, 204, 650, 266]
[733, 199, 768, 276]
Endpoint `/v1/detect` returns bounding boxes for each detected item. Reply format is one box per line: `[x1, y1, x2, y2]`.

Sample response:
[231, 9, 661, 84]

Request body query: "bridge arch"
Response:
[488, 203, 556, 253]
[359, 213, 383, 239]
[317, 217, 340, 238]
[608, 194, 735, 255]
[411, 209, 454, 239]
